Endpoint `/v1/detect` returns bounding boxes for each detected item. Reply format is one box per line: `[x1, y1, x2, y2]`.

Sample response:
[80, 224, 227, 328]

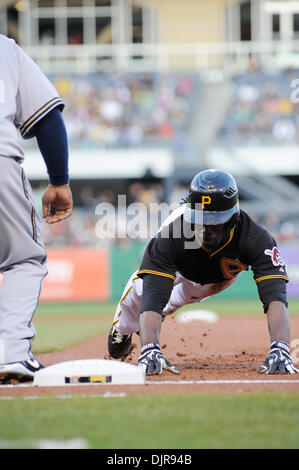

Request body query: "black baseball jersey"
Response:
[137, 209, 288, 312]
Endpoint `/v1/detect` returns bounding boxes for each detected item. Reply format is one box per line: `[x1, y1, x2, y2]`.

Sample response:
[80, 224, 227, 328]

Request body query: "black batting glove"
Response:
[258, 341, 299, 375]
[138, 343, 179, 376]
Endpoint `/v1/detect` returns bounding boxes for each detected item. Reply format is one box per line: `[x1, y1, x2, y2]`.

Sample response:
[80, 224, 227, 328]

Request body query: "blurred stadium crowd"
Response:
[41, 66, 299, 148]
[218, 66, 299, 144]
[29, 66, 299, 247]
[51, 72, 198, 147]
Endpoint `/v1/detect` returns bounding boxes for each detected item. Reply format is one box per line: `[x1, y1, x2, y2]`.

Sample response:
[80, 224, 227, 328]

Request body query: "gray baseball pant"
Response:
[0, 156, 47, 364]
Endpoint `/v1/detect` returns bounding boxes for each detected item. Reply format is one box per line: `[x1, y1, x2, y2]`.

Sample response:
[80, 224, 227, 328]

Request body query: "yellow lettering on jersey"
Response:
[202, 196, 211, 209]
[220, 257, 248, 279]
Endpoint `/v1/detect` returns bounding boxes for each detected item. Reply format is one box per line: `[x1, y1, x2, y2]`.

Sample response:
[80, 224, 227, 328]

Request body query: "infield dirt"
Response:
[1, 314, 299, 396]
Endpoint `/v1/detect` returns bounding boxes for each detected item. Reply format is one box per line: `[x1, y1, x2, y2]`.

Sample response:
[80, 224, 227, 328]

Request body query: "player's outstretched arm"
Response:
[267, 300, 290, 344]
[258, 301, 298, 374]
[34, 108, 72, 224]
[138, 310, 179, 375]
[139, 310, 162, 346]
[42, 183, 73, 224]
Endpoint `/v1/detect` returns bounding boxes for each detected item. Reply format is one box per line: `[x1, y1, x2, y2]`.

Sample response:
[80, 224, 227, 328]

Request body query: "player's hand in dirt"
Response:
[258, 341, 299, 375]
[42, 184, 73, 224]
[138, 342, 179, 375]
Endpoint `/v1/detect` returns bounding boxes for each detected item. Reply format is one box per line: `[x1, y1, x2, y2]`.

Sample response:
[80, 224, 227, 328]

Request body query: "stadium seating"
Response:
[49, 72, 200, 148]
[217, 68, 299, 144]
[28, 68, 299, 246]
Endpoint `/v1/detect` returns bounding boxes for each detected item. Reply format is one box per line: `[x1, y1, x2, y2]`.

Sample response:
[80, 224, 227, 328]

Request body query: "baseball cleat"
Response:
[0, 358, 44, 384]
[108, 325, 134, 359]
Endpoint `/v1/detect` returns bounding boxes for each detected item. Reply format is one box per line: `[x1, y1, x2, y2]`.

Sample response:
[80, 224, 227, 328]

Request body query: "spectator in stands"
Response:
[218, 68, 299, 143]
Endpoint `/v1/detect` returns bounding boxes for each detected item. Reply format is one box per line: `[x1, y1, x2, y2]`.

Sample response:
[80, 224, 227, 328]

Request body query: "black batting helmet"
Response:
[183, 169, 240, 226]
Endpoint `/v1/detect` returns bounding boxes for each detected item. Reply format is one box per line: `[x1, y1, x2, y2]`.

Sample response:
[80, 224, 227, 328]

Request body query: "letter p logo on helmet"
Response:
[201, 196, 211, 209]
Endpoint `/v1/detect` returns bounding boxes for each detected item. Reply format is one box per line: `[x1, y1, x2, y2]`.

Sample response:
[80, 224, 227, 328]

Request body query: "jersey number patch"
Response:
[220, 257, 248, 279]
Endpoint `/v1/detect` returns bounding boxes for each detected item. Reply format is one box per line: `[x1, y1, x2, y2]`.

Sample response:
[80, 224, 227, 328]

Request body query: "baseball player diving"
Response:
[0, 35, 72, 384]
[108, 168, 298, 376]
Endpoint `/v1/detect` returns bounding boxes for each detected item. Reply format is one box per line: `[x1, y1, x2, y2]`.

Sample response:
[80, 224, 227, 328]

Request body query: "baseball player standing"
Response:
[0, 35, 72, 384]
[108, 169, 298, 376]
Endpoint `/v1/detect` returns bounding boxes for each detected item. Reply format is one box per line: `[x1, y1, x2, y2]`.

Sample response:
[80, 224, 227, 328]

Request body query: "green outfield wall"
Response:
[213, 270, 257, 299]
[110, 241, 147, 300]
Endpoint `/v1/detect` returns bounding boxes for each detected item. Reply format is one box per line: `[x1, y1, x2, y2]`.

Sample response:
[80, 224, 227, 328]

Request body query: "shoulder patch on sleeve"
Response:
[264, 247, 285, 267]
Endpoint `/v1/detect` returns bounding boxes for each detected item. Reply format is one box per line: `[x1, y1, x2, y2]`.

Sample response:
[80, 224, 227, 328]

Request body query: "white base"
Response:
[33, 359, 146, 386]
[176, 310, 218, 324]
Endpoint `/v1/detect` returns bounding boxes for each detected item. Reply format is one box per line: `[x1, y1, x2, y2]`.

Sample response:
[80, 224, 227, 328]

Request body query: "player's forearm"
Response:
[267, 300, 290, 343]
[139, 311, 162, 346]
[34, 107, 69, 186]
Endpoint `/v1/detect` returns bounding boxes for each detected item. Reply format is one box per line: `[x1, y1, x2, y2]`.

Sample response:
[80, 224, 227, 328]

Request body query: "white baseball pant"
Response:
[112, 270, 240, 335]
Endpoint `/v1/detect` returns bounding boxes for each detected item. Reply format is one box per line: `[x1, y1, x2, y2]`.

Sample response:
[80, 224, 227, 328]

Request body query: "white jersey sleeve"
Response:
[0, 34, 64, 160]
[14, 43, 64, 139]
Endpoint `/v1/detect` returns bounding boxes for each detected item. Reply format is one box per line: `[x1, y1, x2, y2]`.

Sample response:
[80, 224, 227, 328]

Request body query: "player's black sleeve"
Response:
[137, 230, 177, 315]
[257, 279, 287, 313]
[137, 232, 177, 281]
[243, 228, 288, 313]
[139, 274, 174, 315]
